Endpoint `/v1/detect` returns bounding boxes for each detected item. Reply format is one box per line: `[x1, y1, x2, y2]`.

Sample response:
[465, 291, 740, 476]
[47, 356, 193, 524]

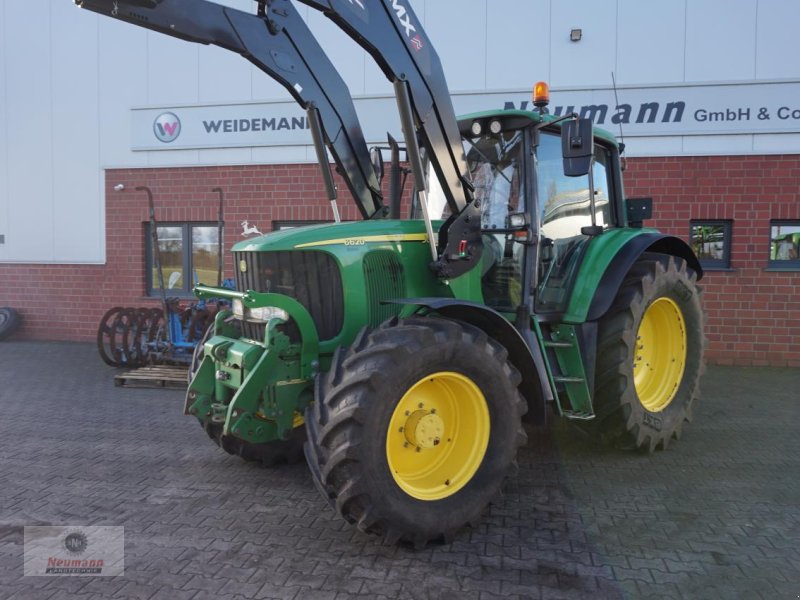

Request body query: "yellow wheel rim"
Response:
[633, 297, 687, 412]
[386, 371, 490, 501]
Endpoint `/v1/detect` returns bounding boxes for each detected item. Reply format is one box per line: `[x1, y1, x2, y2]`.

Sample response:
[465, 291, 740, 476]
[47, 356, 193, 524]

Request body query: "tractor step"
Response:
[536, 322, 595, 420]
[553, 375, 585, 384]
[561, 410, 595, 420]
[114, 365, 189, 389]
[544, 340, 573, 349]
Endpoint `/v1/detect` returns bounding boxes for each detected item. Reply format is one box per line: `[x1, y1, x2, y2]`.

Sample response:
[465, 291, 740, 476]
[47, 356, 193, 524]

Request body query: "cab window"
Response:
[535, 131, 613, 311]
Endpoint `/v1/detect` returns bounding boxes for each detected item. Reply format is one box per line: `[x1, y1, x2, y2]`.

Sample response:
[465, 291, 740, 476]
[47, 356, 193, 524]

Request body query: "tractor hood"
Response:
[233, 219, 434, 254]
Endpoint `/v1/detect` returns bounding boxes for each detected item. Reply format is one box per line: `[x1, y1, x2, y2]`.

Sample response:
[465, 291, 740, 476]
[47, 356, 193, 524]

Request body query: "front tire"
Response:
[592, 253, 704, 451]
[304, 317, 527, 546]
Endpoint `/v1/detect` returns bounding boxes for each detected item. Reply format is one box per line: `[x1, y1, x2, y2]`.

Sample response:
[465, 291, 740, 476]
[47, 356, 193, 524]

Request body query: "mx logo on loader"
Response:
[153, 112, 181, 144]
[391, 0, 423, 51]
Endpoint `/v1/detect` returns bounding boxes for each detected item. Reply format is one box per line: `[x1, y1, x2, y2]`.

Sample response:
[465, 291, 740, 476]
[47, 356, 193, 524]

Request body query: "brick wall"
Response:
[623, 155, 800, 367]
[0, 155, 798, 367]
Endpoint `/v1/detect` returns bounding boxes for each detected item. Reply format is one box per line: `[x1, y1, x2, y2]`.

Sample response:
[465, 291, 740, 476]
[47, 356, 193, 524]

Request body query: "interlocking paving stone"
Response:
[1, 341, 799, 599]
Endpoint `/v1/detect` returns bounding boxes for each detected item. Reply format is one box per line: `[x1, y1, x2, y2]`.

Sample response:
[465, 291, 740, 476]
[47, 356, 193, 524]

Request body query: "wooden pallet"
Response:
[114, 365, 189, 389]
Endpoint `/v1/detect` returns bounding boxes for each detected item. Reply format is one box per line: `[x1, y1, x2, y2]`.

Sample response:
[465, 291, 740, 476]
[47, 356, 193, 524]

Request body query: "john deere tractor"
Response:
[77, 0, 704, 546]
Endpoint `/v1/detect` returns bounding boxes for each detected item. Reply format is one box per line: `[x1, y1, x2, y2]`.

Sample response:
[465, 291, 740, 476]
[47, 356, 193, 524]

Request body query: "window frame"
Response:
[767, 220, 800, 271]
[689, 220, 733, 271]
[145, 221, 220, 297]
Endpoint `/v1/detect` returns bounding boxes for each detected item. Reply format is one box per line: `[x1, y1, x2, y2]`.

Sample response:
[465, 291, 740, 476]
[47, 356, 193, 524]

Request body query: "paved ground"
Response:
[0, 341, 798, 600]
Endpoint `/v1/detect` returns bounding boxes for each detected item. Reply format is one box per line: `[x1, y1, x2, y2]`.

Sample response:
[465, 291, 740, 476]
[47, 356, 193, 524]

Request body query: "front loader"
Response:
[76, 0, 705, 546]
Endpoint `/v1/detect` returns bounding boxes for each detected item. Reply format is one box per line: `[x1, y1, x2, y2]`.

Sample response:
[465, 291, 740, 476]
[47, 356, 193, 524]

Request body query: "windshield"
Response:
[423, 129, 526, 224]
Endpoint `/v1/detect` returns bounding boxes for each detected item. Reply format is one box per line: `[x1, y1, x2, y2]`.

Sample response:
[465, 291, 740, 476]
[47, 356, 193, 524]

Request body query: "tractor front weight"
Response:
[185, 285, 319, 445]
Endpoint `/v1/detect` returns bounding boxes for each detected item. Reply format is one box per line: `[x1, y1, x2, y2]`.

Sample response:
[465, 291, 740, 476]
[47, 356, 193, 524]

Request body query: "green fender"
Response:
[563, 229, 703, 324]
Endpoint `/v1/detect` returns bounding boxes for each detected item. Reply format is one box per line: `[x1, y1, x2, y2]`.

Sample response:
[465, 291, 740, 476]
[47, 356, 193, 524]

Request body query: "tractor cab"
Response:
[421, 103, 625, 317]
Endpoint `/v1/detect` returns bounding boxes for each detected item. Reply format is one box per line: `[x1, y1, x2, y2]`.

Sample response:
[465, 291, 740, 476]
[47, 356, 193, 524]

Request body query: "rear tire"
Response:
[304, 316, 527, 547]
[592, 254, 704, 452]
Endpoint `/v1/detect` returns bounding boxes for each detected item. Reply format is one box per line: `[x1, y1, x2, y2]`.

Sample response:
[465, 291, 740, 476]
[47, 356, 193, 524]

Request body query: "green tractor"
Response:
[78, 0, 704, 546]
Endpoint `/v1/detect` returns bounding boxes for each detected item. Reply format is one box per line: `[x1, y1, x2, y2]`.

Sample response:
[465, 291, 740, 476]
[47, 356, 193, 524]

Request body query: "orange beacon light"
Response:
[533, 81, 550, 109]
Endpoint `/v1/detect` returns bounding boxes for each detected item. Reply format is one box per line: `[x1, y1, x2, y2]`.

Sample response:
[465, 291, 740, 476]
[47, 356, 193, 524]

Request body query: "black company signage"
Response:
[131, 81, 800, 151]
[491, 81, 800, 137]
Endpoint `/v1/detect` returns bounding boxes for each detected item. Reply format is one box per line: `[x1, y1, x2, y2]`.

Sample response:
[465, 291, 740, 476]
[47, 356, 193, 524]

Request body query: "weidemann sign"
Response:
[131, 81, 800, 151]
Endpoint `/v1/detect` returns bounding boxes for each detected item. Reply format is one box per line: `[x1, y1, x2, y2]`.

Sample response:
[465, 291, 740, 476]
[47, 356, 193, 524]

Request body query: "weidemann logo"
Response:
[153, 112, 181, 143]
[202, 116, 309, 134]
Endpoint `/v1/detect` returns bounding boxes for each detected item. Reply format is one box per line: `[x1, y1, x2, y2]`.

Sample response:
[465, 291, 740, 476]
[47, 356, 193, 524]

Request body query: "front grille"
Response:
[233, 250, 344, 342]
[363, 250, 405, 327]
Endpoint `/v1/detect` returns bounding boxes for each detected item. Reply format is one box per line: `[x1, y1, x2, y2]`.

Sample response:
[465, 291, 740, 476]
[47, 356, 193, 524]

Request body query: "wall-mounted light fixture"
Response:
[570, 28, 582, 42]
[113, 184, 126, 192]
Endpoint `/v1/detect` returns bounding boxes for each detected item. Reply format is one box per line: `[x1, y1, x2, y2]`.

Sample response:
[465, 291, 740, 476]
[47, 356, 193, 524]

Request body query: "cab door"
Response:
[534, 131, 616, 314]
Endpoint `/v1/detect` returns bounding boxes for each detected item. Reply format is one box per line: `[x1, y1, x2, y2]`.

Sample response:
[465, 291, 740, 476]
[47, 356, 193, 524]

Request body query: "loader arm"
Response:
[295, 0, 483, 278]
[75, 0, 385, 219]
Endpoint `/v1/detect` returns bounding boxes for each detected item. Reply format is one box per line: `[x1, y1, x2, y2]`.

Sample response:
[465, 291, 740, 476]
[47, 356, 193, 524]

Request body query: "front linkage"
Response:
[185, 285, 320, 445]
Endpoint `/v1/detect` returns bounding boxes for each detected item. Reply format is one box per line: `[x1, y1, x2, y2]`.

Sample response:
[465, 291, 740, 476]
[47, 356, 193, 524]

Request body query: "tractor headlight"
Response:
[232, 298, 245, 319]
[232, 298, 288, 323]
[246, 306, 289, 323]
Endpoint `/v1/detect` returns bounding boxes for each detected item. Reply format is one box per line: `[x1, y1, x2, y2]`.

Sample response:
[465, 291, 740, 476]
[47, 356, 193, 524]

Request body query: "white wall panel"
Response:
[98, 18, 148, 169]
[617, 0, 685, 84]
[755, 0, 800, 80]
[4, 0, 54, 262]
[251, 146, 311, 164]
[682, 134, 753, 155]
[0, 2, 9, 261]
[146, 33, 199, 106]
[146, 149, 200, 167]
[623, 136, 684, 157]
[197, 148, 253, 165]
[425, 0, 486, 91]
[753, 133, 800, 154]
[51, 1, 102, 263]
[199, 45, 253, 104]
[685, 0, 756, 82]
[486, 0, 550, 89]
[550, 0, 617, 87]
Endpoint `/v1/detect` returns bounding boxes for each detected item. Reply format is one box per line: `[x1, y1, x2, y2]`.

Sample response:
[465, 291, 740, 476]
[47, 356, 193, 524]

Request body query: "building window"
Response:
[690, 220, 732, 270]
[769, 221, 800, 269]
[146, 223, 221, 296]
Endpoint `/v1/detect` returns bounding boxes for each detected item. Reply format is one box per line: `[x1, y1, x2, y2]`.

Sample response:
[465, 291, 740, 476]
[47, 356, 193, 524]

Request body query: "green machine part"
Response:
[185, 219, 479, 445]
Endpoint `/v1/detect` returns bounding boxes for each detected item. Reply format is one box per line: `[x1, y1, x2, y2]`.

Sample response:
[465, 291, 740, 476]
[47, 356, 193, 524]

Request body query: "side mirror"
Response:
[370, 146, 385, 185]
[561, 118, 594, 177]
